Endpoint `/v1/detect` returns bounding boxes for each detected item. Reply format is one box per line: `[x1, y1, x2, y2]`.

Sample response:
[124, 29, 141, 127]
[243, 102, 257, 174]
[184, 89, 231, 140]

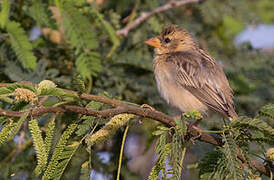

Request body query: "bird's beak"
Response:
[144, 37, 161, 48]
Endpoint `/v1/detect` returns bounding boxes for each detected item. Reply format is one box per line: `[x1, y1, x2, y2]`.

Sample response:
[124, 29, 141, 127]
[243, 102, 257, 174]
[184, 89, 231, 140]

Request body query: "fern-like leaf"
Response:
[259, 104, 274, 119]
[148, 127, 171, 180]
[28, 0, 56, 28]
[231, 117, 274, 137]
[76, 101, 103, 136]
[6, 21, 37, 69]
[221, 132, 243, 179]
[91, 9, 120, 57]
[75, 52, 102, 79]
[0, 0, 11, 29]
[198, 149, 223, 176]
[45, 115, 56, 156]
[53, 141, 81, 180]
[61, 3, 98, 54]
[42, 123, 77, 180]
[29, 118, 48, 176]
[0, 83, 36, 96]
[0, 111, 29, 146]
[39, 87, 78, 98]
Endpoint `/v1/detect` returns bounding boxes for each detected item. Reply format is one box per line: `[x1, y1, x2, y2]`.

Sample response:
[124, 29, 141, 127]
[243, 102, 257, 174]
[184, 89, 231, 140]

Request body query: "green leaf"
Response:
[28, 0, 56, 28]
[0, 111, 29, 146]
[91, 9, 120, 57]
[61, 3, 98, 54]
[75, 52, 102, 79]
[259, 104, 274, 119]
[76, 101, 103, 136]
[39, 87, 78, 98]
[0, 87, 13, 95]
[53, 141, 81, 180]
[42, 123, 77, 180]
[45, 115, 56, 156]
[231, 117, 274, 137]
[221, 132, 243, 179]
[257, 0, 274, 24]
[29, 118, 48, 176]
[6, 83, 37, 93]
[0, 0, 11, 29]
[6, 21, 37, 69]
[198, 149, 222, 176]
[223, 16, 244, 37]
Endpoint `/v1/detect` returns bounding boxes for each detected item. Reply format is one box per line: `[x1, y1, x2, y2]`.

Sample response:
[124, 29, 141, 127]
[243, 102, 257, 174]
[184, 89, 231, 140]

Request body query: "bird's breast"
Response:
[153, 58, 208, 114]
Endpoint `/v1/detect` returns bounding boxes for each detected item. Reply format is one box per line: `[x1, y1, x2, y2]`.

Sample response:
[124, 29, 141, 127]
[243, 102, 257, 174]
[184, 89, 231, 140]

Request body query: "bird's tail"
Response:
[228, 108, 238, 121]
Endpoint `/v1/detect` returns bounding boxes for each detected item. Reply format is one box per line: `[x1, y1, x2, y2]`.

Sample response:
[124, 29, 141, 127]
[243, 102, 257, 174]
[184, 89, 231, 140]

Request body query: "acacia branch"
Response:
[0, 82, 272, 176]
[116, 0, 204, 36]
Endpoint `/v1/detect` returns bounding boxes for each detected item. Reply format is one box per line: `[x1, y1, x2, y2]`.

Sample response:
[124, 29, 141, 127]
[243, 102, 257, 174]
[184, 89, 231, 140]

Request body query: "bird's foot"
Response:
[186, 122, 202, 145]
[140, 104, 155, 111]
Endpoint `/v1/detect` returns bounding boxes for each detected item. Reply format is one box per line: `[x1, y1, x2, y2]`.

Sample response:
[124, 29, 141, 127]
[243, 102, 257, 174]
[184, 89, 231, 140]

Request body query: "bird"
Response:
[144, 25, 238, 122]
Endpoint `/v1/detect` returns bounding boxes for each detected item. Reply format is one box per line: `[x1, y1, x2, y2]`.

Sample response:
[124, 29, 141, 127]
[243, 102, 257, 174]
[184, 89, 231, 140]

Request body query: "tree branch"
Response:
[116, 0, 204, 36]
[0, 82, 272, 176]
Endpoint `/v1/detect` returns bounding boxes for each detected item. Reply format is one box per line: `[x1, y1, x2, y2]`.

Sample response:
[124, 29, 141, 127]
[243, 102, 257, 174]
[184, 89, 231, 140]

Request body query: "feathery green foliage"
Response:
[231, 117, 274, 137]
[91, 9, 120, 57]
[199, 130, 245, 180]
[52, 141, 81, 180]
[56, 2, 102, 78]
[149, 116, 188, 180]
[76, 101, 103, 136]
[198, 149, 223, 176]
[221, 131, 243, 179]
[0, 0, 10, 29]
[148, 127, 170, 180]
[0, 111, 29, 146]
[29, 118, 48, 176]
[75, 52, 102, 79]
[28, 0, 56, 28]
[38, 87, 78, 98]
[60, 3, 98, 53]
[42, 123, 77, 179]
[44, 115, 56, 156]
[259, 103, 274, 119]
[5, 83, 37, 93]
[6, 21, 37, 69]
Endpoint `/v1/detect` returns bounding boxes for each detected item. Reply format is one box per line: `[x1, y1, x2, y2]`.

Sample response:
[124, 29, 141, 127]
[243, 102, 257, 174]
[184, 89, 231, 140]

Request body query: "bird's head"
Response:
[145, 25, 198, 54]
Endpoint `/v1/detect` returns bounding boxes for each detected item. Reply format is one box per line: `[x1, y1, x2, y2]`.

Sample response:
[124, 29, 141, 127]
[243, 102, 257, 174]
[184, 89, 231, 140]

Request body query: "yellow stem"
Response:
[178, 146, 187, 178]
[116, 125, 129, 180]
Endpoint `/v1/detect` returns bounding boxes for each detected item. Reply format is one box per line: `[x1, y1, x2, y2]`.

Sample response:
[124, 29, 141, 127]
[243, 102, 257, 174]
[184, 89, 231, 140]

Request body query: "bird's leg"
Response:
[186, 119, 203, 144]
[140, 104, 155, 111]
[138, 104, 155, 124]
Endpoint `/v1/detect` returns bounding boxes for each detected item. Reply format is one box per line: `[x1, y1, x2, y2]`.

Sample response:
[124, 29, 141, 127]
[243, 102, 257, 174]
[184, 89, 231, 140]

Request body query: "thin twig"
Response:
[116, 0, 203, 36]
[116, 125, 129, 180]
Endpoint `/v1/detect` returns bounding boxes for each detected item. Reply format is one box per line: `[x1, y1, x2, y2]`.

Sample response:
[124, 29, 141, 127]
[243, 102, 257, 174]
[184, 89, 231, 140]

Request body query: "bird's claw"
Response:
[140, 104, 155, 111]
[186, 123, 202, 145]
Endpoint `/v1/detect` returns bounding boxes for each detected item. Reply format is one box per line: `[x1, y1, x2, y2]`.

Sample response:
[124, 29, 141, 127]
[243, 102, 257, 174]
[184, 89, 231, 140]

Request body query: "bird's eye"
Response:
[164, 38, 171, 43]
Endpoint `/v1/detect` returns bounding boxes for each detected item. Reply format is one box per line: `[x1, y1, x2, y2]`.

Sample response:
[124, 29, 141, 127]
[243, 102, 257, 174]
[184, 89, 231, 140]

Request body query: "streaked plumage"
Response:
[145, 25, 237, 119]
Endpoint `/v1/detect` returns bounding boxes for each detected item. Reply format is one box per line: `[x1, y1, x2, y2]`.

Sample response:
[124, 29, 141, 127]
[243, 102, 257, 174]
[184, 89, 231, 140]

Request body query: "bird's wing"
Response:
[168, 51, 235, 117]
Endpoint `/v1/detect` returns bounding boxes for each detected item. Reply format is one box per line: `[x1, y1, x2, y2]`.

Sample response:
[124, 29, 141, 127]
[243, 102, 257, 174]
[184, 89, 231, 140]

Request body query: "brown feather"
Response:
[150, 25, 237, 119]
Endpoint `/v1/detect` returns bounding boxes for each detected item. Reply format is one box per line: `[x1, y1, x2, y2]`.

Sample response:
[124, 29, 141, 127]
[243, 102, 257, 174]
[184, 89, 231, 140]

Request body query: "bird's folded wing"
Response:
[169, 51, 233, 116]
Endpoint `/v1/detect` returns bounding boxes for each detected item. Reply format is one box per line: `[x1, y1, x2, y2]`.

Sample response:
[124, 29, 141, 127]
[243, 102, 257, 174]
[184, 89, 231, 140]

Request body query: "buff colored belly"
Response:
[154, 64, 208, 114]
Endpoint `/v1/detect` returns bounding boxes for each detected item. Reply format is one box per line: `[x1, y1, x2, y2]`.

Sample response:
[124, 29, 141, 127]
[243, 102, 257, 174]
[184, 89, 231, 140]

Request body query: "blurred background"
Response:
[0, 0, 273, 179]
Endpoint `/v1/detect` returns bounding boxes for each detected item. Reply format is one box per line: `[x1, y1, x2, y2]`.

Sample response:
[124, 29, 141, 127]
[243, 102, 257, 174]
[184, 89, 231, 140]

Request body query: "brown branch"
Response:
[116, 0, 204, 36]
[0, 81, 272, 176]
